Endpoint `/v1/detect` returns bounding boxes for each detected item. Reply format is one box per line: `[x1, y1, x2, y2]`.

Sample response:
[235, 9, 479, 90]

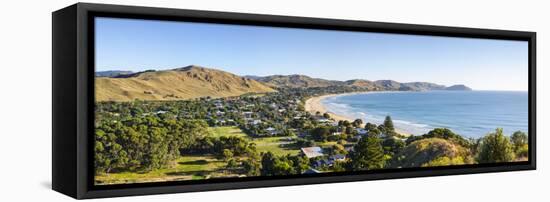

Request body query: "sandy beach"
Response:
[304, 93, 360, 124]
[304, 93, 411, 136]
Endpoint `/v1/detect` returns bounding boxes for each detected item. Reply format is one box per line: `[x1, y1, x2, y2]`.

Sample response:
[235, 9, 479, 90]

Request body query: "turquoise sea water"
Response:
[321, 91, 528, 138]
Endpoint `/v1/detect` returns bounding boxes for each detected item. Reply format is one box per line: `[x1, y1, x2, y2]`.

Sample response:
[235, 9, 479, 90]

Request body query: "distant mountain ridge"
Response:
[444, 84, 473, 91]
[96, 65, 472, 101]
[244, 74, 345, 88]
[95, 70, 133, 77]
[247, 75, 470, 91]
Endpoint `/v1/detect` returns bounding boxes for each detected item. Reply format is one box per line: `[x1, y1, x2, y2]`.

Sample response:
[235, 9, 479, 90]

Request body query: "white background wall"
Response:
[0, 0, 547, 201]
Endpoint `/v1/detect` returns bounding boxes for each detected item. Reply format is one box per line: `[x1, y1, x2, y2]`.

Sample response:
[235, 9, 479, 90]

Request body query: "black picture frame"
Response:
[52, 2, 536, 199]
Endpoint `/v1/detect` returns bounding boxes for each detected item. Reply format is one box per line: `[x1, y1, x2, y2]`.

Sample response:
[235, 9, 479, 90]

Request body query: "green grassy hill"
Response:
[393, 138, 473, 168]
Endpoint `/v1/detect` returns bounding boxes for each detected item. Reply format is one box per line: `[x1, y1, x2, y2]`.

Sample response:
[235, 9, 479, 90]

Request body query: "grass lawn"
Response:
[318, 141, 338, 147]
[209, 126, 301, 156]
[95, 155, 226, 185]
[252, 136, 301, 156]
[208, 126, 248, 138]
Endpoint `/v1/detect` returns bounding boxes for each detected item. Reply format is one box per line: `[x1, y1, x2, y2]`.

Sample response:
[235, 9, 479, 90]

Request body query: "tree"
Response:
[377, 125, 386, 136]
[345, 126, 355, 135]
[476, 128, 515, 163]
[406, 128, 470, 148]
[382, 138, 405, 156]
[226, 158, 238, 169]
[368, 128, 381, 138]
[243, 151, 261, 176]
[331, 144, 347, 155]
[243, 158, 261, 176]
[342, 120, 351, 127]
[261, 152, 276, 176]
[349, 136, 385, 170]
[365, 122, 377, 131]
[311, 126, 331, 142]
[222, 149, 234, 161]
[510, 131, 528, 151]
[352, 119, 363, 128]
[332, 161, 347, 172]
[510, 131, 528, 158]
[383, 115, 395, 134]
[272, 157, 294, 175]
[323, 113, 331, 119]
[290, 155, 310, 174]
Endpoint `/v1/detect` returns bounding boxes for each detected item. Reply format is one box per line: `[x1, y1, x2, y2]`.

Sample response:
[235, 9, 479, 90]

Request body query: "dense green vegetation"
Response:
[476, 128, 516, 163]
[349, 136, 385, 170]
[95, 87, 528, 185]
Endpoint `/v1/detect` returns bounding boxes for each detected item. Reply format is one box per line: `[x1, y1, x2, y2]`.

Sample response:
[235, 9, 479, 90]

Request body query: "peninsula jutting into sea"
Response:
[94, 65, 528, 185]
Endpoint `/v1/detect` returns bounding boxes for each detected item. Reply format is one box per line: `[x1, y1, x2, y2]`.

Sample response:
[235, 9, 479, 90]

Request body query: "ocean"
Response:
[321, 91, 528, 138]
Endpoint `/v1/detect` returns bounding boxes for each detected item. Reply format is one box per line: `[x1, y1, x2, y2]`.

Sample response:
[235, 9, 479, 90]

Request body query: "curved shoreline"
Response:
[304, 92, 411, 136]
[304, 93, 366, 123]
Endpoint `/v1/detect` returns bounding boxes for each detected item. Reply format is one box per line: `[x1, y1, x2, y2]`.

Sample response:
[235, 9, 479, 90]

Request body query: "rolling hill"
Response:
[96, 65, 473, 101]
[95, 65, 276, 102]
[392, 138, 473, 168]
[445, 84, 473, 91]
[345, 79, 379, 90]
[246, 74, 344, 88]
[247, 75, 468, 91]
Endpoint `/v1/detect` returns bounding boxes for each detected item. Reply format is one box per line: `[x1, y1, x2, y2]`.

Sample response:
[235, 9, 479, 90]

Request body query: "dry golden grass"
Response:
[95, 66, 276, 102]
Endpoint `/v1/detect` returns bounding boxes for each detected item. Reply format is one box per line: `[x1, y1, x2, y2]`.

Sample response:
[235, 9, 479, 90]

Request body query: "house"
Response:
[356, 128, 368, 135]
[155, 110, 167, 114]
[266, 127, 279, 135]
[216, 119, 226, 125]
[317, 118, 330, 123]
[301, 147, 324, 158]
[313, 159, 332, 167]
[282, 137, 294, 142]
[242, 111, 253, 118]
[313, 155, 345, 168]
[329, 154, 346, 162]
[251, 119, 262, 125]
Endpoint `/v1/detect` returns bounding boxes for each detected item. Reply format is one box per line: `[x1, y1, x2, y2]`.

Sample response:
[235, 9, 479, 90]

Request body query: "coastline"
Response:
[304, 92, 411, 137]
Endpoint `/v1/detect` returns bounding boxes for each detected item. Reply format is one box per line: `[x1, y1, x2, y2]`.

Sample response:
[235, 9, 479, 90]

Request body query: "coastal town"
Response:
[95, 84, 417, 184]
[94, 67, 528, 185]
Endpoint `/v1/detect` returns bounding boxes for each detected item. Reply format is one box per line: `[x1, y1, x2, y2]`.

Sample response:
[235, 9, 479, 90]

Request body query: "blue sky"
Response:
[95, 17, 528, 91]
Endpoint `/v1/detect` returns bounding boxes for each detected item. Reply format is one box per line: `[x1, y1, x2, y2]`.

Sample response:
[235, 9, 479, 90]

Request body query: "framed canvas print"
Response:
[52, 3, 536, 199]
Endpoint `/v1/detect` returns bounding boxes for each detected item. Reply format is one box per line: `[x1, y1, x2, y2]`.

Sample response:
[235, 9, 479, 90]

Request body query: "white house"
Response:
[301, 147, 324, 158]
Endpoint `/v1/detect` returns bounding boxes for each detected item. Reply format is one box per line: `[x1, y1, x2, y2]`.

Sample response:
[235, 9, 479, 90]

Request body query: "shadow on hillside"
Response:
[165, 170, 215, 176]
[178, 159, 209, 165]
